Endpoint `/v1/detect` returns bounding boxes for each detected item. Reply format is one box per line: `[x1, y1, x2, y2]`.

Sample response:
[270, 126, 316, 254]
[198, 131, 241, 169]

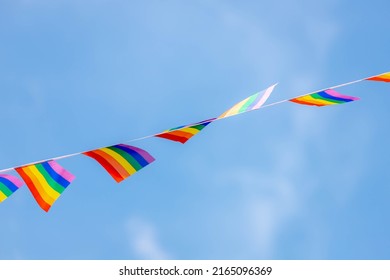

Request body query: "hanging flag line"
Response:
[0, 71, 388, 174]
[259, 74, 368, 109]
[1, 71, 389, 211]
[125, 83, 279, 143]
[126, 71, 389, 137]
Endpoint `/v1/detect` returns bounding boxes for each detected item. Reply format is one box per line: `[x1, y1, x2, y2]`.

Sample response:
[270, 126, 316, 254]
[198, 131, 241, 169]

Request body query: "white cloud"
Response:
[215, 102, 370, 257]
[125, 217, 172, 259]
[213, 136, 304, 257]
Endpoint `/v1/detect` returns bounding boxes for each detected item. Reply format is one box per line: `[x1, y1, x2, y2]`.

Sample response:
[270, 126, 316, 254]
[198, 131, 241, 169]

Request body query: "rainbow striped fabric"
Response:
[218, 84, 276, 119]
[0, 174, 24, 203]
[289, 89, 359, 107]
[155, 118, 216, 144]
[366, 72, 390, 82]
[15, 160, 75, 212]
[83, 144, 155, 183]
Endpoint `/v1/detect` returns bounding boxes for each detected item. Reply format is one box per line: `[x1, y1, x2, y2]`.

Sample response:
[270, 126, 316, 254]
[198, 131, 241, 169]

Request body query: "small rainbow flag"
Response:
[83, 144, 155, 183]
[366, 72, 390, 82]
[218, 84, 276, 119]
[0, 174, 24, 203]
[289, 89, 359, 107]
[155, 118, 216, 144]
[15, 160, 75, 212]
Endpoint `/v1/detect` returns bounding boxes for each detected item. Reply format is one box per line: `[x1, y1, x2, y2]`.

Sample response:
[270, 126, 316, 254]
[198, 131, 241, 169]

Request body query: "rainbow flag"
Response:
[83, 144, 155, 183]
[155, 118, 216, 144]
[0, 174, 24, 203]
[15, 160, 75, 212]
[218, 84, 276, 119]
[366, 72, 390, 82]
[289, 89, 359, 107]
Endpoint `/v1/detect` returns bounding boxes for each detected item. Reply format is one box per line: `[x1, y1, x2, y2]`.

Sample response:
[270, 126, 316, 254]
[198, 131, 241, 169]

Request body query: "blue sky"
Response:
[0, 0, 389, 259]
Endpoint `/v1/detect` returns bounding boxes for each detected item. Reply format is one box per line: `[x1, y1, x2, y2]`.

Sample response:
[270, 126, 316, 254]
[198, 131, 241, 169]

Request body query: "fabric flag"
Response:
[83, 144, 155, 183]
[289, 89, 359, 107]
[155, 118, 216, 144]
[366, 72, 390, 82]
[15, 160, 75, 212]
[0, 174, 24, 203]
[218, 84, 277, 119]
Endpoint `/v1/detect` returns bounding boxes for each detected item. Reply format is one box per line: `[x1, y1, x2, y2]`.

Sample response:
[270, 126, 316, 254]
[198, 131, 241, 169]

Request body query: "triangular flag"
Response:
[0, 174, 24, 203]
[155, 118, 216, 144]
[218, 84, 277, 119]
[15, 160, 75, 212]
[366, 72, 390, 82]
[83, 144, 155, 183]
[289, 89, 359, 107]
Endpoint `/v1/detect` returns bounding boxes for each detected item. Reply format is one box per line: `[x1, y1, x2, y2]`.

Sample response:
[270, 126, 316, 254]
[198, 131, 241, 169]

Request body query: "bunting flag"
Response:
[155, 118, 216, 144]
[0, 174, 24, 203]
[218, 84, 276, 119]
[366, 72, 390, 82]
[289, 89, 359, 107]
[0, 71, 388, 212]
[83, 144, 155, 183]
[15, 160, 75, 212]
